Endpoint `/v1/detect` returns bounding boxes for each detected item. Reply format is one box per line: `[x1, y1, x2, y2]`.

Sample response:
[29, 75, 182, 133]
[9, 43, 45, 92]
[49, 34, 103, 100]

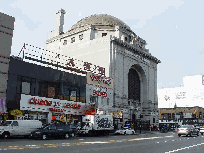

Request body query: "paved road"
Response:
[0, 131, 203, 153]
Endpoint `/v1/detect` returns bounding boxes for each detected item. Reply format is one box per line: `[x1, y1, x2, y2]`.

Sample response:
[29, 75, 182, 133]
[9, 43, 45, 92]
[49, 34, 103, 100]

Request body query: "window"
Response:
[107, 98, 109, 106]
[90, 96, 98, 104]
[153, 118, 155, 123]
[57, 124, 65, 130]
[125, 37, 127, 41]
[12, 121, 18, 126]
[102, 33, 107, 37]
[49, 124, 56, 130]
[71, 37, 75, 43]
[48, 87, 55, 98]
[79, 34, 83, 40]
[70, 91, 76, 101]
[63, 40, 67, 45]
[22, 82, 30, 95]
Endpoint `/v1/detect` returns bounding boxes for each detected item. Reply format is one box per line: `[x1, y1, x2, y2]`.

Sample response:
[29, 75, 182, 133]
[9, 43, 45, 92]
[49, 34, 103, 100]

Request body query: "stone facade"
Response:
[0, 12, 15, 114]
[45, 10, 161, 126]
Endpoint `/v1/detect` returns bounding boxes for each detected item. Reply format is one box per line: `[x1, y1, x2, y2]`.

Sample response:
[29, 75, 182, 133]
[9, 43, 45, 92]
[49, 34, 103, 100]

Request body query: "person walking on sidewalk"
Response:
[155, 126, 158, 131]
[149, 125, 152, 131]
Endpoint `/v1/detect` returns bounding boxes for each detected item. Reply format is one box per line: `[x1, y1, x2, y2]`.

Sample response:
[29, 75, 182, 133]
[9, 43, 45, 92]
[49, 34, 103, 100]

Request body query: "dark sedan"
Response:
[30, 123, 77, 140]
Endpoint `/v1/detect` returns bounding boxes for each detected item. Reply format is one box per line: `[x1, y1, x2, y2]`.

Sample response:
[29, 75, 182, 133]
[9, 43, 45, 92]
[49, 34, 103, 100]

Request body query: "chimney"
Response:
[55, 9, 66, 34]
[49, 9, 66, 38]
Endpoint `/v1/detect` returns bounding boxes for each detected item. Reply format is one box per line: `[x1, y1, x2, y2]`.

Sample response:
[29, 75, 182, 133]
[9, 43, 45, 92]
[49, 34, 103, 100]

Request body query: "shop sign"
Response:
[21, 94, 86, 115]
[86, 72, 113, 89]
[29, 97, 81, 109]
[30, 97, 52, 106]
[90, 74, 111, 86]
[93, 90, 107, 97]
[49, 108, 65, 113]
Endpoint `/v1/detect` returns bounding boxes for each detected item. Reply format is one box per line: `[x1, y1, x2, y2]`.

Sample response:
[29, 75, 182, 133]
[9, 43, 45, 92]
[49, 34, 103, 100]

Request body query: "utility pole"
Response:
[140, 114, 142, 134]
[174, 102, 177, 129]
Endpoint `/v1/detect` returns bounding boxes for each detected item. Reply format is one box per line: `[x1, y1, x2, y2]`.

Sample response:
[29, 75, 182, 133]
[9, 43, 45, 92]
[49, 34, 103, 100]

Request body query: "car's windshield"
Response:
[180, 125, 190, 128]
[2, 121, 12, 126]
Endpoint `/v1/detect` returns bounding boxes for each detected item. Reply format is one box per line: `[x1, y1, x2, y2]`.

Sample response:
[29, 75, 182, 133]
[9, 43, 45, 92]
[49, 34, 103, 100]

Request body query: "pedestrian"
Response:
[114, 124, 117, 130]
[121, 124, 124, 128]
[155, 126, 158, 131]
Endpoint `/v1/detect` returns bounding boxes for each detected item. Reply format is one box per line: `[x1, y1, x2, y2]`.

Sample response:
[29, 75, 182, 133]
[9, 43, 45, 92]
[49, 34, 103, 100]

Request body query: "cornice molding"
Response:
[110, 36, 161, 64]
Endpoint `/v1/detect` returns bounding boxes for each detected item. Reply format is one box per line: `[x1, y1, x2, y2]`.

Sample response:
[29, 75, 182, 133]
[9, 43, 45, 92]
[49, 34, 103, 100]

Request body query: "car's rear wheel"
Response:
[201, 133, 203, 135]
[124, 131, 126, 135]
[64, 133, 69, 139]
[132, 131, 134, 135]
[42, 134, 47, 140]
[88, 131, 93, 137]
[178, 134, 181, 137]
[3, 132, 10, 139]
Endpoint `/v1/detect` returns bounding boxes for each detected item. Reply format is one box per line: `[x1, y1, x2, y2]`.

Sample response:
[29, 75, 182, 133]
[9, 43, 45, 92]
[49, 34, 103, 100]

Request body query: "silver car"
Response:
[115, 127, 135, 135]
[177, 125, 199, 137]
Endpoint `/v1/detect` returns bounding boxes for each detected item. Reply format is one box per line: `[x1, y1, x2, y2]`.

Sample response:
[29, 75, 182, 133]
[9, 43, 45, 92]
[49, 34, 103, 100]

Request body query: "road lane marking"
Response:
[0, 135, 175, 151]
[166, 143, 204, 153]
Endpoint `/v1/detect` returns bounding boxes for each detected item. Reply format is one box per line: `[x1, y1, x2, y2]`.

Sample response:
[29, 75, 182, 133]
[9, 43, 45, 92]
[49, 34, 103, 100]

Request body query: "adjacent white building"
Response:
[45, 9, 161, 126]
[158, 75, 204, 108]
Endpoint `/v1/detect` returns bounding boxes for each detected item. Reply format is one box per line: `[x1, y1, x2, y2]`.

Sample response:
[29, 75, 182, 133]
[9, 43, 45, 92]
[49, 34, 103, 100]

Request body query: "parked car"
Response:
[115, 127, 135, 135]
[30, 123, 77, 140]
[200, 126, 204, 135]
[0, 120, 42, 139]
[195, 126, 200, 132]
[177, 125, 199, 137]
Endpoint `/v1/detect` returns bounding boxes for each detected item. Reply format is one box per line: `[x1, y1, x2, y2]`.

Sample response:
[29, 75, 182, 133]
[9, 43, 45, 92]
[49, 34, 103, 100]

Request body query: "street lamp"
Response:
[174, 102, 177, 129]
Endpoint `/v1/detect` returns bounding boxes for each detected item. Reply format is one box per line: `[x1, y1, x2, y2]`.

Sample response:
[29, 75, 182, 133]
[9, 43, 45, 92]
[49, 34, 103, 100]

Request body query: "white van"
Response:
[0, 120, 42, 138]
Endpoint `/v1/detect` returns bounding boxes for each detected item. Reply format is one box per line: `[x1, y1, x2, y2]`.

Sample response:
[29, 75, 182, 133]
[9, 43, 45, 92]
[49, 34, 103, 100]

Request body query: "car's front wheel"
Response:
[71, 133, 75, 137]
[201, 133, 203, 135]
[132, 131, 134, 135]
[124, 131, 126, 135]
[64, 133, 69, 139]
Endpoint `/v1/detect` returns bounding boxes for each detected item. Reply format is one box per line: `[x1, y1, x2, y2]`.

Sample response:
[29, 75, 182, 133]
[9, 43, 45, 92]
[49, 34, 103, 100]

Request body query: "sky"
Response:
[1, 0, 204, 90]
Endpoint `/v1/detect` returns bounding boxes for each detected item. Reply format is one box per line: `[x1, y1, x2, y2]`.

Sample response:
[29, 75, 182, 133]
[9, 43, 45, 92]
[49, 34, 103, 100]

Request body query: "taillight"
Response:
[177, 129, 179, 131]
[186, 129, 189, 131]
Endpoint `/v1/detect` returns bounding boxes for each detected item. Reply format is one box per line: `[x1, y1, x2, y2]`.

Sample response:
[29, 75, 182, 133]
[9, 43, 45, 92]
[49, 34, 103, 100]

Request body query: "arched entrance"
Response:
[128, 68, 140, 101]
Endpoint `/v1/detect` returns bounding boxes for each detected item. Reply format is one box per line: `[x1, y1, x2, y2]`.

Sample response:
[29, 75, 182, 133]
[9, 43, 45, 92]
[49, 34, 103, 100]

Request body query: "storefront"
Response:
[20, 94, 86, 124]
[6, 56, 87, 123]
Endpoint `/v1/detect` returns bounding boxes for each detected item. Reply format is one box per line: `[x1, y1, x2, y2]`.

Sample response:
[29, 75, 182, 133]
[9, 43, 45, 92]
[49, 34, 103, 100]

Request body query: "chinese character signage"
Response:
[86, 72, 113, 89]
[65, 58, 106, 75]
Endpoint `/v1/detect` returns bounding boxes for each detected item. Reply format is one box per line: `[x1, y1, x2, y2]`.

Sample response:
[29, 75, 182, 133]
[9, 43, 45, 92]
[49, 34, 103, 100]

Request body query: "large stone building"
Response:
[0, 12, 15, 119]
[45, 9, 161, 126]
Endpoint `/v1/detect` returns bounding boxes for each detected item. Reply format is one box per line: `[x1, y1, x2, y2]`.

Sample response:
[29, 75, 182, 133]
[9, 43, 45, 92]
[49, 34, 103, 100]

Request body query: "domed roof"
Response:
[70, 14, 131, 30]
